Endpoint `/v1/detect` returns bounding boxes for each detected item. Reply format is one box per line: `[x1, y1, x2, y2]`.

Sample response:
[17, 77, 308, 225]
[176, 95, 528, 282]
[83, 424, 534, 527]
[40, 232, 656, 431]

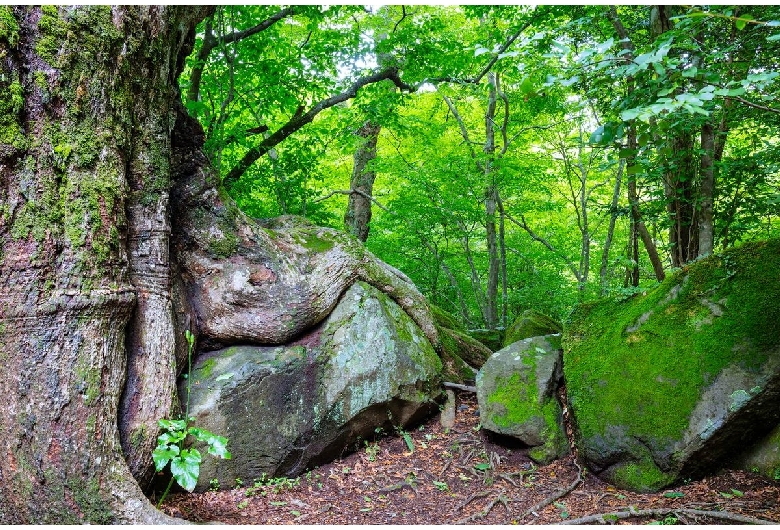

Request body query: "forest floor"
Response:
[159, 391, 780, 525]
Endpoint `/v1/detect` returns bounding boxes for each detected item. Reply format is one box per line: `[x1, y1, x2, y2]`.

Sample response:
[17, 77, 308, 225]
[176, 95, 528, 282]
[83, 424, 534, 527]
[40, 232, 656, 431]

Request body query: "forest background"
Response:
[181, 4, 780, 330]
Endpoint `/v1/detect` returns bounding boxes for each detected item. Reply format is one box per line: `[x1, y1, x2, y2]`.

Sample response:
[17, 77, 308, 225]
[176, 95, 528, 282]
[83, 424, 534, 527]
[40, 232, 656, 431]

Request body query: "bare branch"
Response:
[443, 382, 477, 393]
[730, 95, 780, 114]
[506, 212, 581, 281]
[315, 189, 390, 212]
[223, 67, 414, 186]
[442, 95, 481, 167]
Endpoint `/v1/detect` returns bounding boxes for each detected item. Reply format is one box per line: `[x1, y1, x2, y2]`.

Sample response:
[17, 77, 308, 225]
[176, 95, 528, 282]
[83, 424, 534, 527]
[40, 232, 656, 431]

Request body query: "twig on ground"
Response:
[378, 480, 416, 494]
[455, 489, 508, 524]
[559, 507, 777, 525]
[505, 459, 584, 524]
[455, 489, 491, 512]
[438, 458, 452, 479]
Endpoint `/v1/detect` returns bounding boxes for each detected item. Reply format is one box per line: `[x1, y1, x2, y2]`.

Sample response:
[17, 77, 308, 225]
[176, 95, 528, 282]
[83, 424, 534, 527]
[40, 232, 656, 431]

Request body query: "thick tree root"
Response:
[559, 507, 777, 525]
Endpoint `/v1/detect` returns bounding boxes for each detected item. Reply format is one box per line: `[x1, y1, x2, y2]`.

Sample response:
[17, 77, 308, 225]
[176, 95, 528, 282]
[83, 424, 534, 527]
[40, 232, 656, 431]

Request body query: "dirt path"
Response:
[159, 391, 780, 525]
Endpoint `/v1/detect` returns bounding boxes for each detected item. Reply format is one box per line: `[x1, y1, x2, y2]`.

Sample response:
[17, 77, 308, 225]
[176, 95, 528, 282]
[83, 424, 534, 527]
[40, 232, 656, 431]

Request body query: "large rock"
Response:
[184, 281, 443, 490]
[503, 310, 562, 348]
[468, 328, 505, 352]
[476, 335, 568, 464]
[564, 239, 780, 492]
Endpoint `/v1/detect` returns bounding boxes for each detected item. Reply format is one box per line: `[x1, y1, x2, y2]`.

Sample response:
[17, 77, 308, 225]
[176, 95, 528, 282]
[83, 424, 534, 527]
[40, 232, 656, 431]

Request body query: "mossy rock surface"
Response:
[476, 334, 568, 465]
[563, 239, 780, 492]
[185, 282, 443, 490]
[503, 310, 562, 348]
[468, 328, 505, 352]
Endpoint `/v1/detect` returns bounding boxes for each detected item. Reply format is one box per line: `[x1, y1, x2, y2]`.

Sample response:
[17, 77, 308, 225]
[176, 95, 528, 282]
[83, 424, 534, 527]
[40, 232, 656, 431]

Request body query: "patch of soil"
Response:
[158, 391, 780, 525]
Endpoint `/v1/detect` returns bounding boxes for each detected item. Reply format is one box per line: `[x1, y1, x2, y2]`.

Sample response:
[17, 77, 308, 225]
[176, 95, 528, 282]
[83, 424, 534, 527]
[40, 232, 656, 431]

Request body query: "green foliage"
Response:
[180, 5, 780, 333]
[153, 330, 231, 506]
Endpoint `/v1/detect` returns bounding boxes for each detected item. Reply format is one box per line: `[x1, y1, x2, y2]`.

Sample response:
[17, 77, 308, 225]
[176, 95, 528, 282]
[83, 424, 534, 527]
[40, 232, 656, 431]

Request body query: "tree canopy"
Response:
[184, 5, 780, 327]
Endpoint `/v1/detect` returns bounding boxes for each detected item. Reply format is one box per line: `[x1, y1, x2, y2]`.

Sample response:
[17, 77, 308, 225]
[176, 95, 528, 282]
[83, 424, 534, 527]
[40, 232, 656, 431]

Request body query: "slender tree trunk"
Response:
[483, 73, 500, 329]
[600, 160, 624, 294]
[0, 6, 206, 522]
[344, 121, 381, 242]
[608, 6, 665, 283]
[698, 122, 715, 257]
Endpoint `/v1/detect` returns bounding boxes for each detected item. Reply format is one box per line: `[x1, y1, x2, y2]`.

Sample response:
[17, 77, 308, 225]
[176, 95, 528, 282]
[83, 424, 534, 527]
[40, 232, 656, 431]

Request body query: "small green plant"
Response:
[153, 330, 231, 507]
[209, 478, 220, 492]
[433, 480, 449, 491]
[397, 428, 414, 453]
[364, 440, 380, 461]
[553, 501, 569, 519]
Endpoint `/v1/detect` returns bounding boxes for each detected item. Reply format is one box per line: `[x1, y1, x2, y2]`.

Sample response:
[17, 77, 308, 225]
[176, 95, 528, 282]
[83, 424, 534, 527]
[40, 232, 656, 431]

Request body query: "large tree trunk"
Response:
[0, 6, 206, 522]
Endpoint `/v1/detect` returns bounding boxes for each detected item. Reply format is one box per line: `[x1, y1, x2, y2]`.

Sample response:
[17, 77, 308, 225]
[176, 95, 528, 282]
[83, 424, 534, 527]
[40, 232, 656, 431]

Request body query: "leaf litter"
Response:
[159, 391, 780, 525]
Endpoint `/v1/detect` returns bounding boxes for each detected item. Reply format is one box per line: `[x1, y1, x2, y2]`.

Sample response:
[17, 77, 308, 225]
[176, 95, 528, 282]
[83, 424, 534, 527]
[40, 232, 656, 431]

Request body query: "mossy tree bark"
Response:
[0, 6, 205, 522]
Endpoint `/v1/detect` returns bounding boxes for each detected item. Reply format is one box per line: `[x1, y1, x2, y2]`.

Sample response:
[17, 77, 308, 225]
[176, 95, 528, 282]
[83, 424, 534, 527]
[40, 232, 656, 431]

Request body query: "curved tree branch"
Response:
[187, 6, 297, 103]
[223, 67, 414, 186]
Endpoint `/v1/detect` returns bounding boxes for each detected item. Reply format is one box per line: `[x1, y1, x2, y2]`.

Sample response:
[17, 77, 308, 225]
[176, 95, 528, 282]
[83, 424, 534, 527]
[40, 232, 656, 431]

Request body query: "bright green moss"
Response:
[195, 357, 217, 380]
[488, 372, 535, 428]
[504, 310, 562, 348]
[611, 460, 676, 493]
[564, 239, 780, 490]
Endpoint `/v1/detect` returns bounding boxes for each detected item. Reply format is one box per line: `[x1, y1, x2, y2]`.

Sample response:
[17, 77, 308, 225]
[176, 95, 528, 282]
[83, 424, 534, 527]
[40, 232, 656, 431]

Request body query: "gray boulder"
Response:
[184, 281, 443, 490]
[563, 239, 780, 492]
[476, 334, 568, 464]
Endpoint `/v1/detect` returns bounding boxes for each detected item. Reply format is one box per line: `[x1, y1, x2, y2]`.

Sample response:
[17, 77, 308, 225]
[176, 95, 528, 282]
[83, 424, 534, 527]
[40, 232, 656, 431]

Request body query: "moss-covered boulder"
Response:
[184, 281, 443, 490]
[730, 422, 780, 480]
[468, 328, 505, 352]
[564, 239, 780, 492]
[503, 310, 562, 348]
[476, 335, 569, 464]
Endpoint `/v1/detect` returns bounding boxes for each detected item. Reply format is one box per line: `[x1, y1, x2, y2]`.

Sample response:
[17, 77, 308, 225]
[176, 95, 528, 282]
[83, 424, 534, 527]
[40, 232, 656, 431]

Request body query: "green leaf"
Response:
[768, 34, 780, 42]
[208, 435, 232, 459]
[474, 462, 491, 471]
[157, 430, 185, 446]
[735, 14, 753, 31]
[663, 491, 684, 498]
[152, 444, 179, 472]
[171, 448, 202, 492]
[158, 418, 187, 432]
[474, 46, 489, 57]
[402, 432, 415, 453]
